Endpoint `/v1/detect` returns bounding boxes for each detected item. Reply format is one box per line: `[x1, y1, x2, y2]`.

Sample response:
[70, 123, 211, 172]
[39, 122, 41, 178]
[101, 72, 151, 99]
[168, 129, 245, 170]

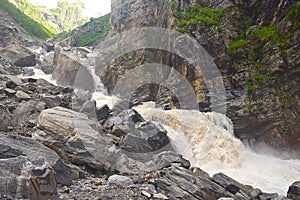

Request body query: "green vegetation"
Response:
[177, 4, 226, 33]
[54, 13, 111, 47]
[9, 0, 88, 34]
[228, 39, 249, 55]
[0, 0, 54, 40]
[285, 1, 300, 25]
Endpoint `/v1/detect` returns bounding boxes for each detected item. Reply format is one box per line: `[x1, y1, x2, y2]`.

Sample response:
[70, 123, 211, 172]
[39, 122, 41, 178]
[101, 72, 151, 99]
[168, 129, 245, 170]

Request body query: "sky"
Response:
[27, 0, 111, 18]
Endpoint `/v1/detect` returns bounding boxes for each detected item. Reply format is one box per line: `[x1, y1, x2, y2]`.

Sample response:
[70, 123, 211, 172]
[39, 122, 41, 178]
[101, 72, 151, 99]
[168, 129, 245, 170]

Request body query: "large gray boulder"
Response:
[52, 50, 94, 91]
[0, 45, 36, 67]
[0, 132, 73, 199]
[288, 181, 300, 199]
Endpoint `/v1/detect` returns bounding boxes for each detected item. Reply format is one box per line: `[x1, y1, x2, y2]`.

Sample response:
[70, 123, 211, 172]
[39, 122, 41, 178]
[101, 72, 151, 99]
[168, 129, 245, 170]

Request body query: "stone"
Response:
[15, 91, 31, 101]
[108, 175, 134, 187]
[0, 44, 35, 67]
[52, 50, 94, 91]
[0, 133, 72, 186]
[105, 109, 170, 154]
[212, 173, 257, 198]
[155, 166, 234, 199]
[287, 181, 300, 200]
[4, 88, 16, 97]
[22, 67, 34, 76]
[4, 75, 22, 89]
[153, 151, 190, 170]
[96, 104, 111, 122]
[0, 104, 11, 131]
[80, 100, 97, 118]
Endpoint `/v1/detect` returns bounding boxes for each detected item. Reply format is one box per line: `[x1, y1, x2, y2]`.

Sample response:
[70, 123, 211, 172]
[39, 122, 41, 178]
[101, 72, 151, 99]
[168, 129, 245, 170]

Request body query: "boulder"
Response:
[0, 133, 72, 186]
[0, 45, 35, 67]
[15, 91, 31, 101]
[155, 166, 234, 199]
[52, 50, 94, 91]
[104, 109, 170, 154]
[0, 104, 11, 131]
[287, 181, 300, 200]
[212, 173, 261, 199]
[108, 175, 134, 187]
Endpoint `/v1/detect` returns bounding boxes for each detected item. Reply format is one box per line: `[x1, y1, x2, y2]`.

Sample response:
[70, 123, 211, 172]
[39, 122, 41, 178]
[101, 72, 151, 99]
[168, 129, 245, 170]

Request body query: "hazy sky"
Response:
[27, 0, 111, 18]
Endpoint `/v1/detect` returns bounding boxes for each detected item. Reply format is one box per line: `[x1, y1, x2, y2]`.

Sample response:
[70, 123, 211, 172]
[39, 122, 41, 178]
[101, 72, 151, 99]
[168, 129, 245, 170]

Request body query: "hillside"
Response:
[0, 0, 54, 40]
[8, 0, 88, 34]
[52, 13, 111, 47]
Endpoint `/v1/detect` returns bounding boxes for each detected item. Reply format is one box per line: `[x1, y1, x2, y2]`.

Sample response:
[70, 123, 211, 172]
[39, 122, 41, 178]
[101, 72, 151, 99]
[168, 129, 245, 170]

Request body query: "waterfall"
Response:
[134, 102, 300, 195]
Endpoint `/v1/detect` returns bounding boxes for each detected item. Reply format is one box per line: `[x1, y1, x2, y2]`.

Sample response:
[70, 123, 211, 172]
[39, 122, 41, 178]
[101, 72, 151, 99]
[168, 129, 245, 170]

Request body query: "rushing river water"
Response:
[30, 68, 300, 196]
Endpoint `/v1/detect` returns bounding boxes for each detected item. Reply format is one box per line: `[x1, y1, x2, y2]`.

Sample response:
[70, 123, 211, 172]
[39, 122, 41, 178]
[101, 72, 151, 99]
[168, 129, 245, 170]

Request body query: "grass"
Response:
[177, 4, 226, 33]
[228, 39, 249, 55]
[54, 13, 111, 47]
[0, 0, 54, 40]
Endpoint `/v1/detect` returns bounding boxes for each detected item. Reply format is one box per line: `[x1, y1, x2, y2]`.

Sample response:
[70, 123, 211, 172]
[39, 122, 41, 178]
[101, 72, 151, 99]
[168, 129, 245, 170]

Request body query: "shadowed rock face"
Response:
[103, 0, 300, 158]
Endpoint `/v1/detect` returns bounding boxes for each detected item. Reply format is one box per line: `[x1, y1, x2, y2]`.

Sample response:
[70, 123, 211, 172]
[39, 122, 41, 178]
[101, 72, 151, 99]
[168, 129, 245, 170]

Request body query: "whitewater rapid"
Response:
[28, 68, 300, 195]
[134, 102, 300, 195]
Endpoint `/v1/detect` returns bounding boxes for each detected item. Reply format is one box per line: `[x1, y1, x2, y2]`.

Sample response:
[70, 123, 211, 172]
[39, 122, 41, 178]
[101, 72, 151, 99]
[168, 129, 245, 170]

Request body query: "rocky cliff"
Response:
[101, 0, 300, 158]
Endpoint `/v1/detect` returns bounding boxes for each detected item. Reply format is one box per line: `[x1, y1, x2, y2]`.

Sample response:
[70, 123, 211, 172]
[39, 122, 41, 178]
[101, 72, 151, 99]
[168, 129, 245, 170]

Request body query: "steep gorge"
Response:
[101, 0, 300, 159]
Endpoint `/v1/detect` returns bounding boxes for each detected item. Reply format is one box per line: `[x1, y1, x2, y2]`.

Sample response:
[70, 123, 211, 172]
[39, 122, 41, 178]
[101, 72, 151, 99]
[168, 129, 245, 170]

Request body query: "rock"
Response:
[0, 133, 72, 186]
[4, 75, 22, 89]
[12, 100, 37, 130]
[0, 104, 11, 131]
[153, 151, 190, 170]
[15, 91, 31, 101]
[52, 50, 94, 91]
[105, 109, 170, 154]
[4, 88, 16, 97]
[36, 106, 111, 174]
[212, 173, 258, 198]
[259, 193, 279, 200]
[22, 67, 34, 76]
[287, 181, 300, 200]
[80, 100, 97, 118]
[155, 166, 234, 199]
[152, 193, 169, 199]
[141, 190, 152, 198]
[0, 44, 35, 67]
[96, 104, 111, 122]
[0, 156, 58, 199]
[108, 175, 134, 186]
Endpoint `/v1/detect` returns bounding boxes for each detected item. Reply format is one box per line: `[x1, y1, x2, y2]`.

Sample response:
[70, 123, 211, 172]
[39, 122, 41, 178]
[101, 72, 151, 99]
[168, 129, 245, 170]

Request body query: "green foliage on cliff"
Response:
[177, 4, 226, 33]
[228, 39, 249, 55]
[0, 0, 54, 40]
[54, 13, 111, 47]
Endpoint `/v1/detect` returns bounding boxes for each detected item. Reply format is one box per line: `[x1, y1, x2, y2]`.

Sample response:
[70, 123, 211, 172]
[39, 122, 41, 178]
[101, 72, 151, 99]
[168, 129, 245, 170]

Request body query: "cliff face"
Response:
[102, 0, 300, 158]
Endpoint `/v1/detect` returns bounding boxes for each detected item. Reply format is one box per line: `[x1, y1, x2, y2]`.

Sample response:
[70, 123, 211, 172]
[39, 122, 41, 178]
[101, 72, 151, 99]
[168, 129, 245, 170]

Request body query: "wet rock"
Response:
[0, 44, 36, 67]
[287, 181, 300, 200]
[0, 104, 11, 131]
[15, 91, 31, 101]
[108, 175, 134, 186]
